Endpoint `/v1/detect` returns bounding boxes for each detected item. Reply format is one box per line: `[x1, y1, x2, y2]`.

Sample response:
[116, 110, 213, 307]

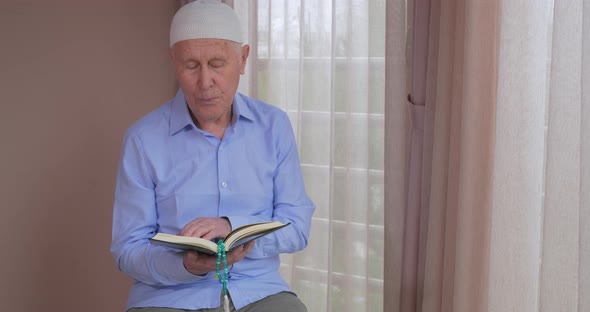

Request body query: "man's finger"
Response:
[242, 241, 255, 253]
[226, 241, 255, 264]
[182, 224, 214, 238]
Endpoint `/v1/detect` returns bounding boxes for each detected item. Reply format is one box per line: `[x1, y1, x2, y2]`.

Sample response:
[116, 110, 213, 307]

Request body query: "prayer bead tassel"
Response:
[216, 240, 230, 312]
[223, 294, 230, 312]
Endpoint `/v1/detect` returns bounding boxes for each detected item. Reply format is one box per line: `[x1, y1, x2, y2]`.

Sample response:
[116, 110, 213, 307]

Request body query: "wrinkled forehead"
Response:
[172, 39, 240, 60]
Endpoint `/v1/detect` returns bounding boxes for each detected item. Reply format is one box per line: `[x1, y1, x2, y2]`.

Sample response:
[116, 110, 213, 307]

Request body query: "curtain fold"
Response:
[539, 0, 586, 310]
[387, 0, 589, 311]
[384, 0, 410, 310]
[399, 101, 425, 312]
[580, 3, 590, 310]
[398, 0, 430, 310]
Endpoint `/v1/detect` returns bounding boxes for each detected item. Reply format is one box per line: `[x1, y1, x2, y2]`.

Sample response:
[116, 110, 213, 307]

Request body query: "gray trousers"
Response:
[128, 292, 307, 312]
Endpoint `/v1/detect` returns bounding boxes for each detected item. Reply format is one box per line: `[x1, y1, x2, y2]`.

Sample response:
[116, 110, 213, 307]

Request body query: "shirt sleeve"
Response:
[226, 113, 315, 259]
[110, 131, 208, 286]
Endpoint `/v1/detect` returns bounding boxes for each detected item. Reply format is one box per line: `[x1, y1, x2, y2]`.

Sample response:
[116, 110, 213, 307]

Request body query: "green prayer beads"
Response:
[215, 240, 229, 297]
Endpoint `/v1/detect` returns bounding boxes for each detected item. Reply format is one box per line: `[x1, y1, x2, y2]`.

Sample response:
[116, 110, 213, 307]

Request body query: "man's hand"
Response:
[179, 217, 254, 276]
[179, 217, 232, 241]
[183, 241, 255, 276]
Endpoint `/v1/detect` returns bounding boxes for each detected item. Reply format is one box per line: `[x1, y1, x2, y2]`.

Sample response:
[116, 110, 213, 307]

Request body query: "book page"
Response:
[149, 233, 218, 254]
[224, 221, 289, 249]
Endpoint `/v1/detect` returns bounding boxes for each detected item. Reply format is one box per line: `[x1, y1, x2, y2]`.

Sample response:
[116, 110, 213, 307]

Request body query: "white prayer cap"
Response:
[170, 0, 244, 47]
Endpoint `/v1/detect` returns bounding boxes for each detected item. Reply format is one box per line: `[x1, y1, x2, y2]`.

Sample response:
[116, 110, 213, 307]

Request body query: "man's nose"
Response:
[198, 67, 214, 89]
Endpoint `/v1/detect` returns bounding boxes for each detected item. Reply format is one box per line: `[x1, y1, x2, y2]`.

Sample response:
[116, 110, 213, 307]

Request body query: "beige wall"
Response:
[0, 1, 178, 310]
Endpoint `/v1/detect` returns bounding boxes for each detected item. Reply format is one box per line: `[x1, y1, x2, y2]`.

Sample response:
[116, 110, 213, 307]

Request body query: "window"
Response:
[236, 0, 385, 310]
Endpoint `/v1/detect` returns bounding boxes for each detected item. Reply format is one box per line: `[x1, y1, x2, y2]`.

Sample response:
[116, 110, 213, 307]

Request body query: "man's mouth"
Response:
[199, 97, 218, 105]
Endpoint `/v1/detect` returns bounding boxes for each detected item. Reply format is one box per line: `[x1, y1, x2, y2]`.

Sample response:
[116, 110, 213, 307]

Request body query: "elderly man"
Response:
[110, 1, 315, 311]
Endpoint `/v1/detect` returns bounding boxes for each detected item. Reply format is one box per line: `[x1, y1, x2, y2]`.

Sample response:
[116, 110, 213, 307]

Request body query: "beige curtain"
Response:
[235, 0, 392, 311]
[385, 0, 590, 311]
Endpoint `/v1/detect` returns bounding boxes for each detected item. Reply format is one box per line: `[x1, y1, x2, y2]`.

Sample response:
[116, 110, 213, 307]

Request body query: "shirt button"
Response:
[221, 182, 227, 188]
[219, 146, 224, 151]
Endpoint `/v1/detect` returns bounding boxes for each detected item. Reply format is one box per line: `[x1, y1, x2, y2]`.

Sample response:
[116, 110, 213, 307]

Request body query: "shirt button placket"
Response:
[218, 143, 229, 198]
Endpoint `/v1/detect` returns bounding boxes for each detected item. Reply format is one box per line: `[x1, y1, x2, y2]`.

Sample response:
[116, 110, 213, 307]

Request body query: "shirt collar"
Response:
[232, 93, 256, 124]
[169, 89, 193, 136]
[169, 90, 256, 136]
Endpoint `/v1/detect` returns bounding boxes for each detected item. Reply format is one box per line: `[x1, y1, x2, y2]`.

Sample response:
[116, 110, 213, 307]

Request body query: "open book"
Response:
[149, 221, 290, 255]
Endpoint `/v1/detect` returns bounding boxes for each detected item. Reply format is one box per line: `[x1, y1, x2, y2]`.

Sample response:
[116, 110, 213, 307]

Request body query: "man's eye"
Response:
[210, 61, 225, 68]
[186, 62, 198, 69]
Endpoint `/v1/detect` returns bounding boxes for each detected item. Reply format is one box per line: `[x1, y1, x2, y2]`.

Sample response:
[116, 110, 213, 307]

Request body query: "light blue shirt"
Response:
[111, 89, 315, 311]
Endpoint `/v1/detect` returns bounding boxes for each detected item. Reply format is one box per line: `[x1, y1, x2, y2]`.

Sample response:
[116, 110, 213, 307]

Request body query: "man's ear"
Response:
[240, 44, 250, 75]
[168, 47, 174, 61]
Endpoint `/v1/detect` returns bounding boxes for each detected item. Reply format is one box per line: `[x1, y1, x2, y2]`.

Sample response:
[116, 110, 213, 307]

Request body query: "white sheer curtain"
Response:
[385, 0, 590, 311]
[234, 1, 389, 311]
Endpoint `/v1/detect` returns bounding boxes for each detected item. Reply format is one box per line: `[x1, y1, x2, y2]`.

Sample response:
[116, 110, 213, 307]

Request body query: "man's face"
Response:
[170, 39, 248, 126]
